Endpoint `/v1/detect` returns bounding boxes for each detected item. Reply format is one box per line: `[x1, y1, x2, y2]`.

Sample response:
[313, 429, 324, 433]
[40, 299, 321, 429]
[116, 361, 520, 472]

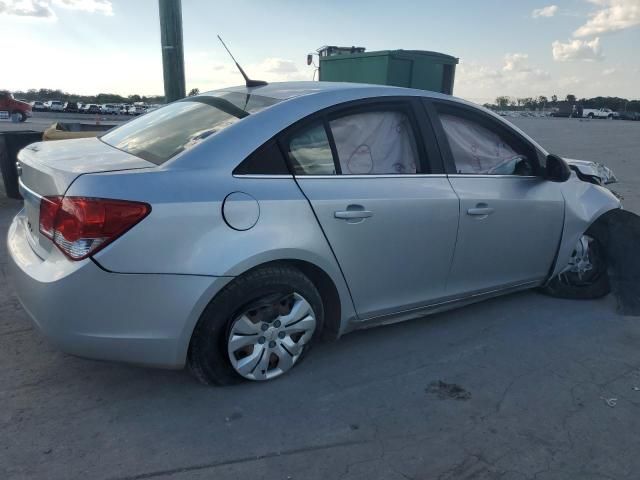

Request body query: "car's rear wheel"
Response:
[542, 233, 610, 299]
[188, 265, 323, 385]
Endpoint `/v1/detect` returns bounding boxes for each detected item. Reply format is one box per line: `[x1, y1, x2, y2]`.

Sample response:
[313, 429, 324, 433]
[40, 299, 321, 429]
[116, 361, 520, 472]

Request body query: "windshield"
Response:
[101, 91, 281, 165]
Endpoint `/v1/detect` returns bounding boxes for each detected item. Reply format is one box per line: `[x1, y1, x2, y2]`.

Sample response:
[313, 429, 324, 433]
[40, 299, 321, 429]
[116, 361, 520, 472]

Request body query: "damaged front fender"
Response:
[551, 177, 621, 279]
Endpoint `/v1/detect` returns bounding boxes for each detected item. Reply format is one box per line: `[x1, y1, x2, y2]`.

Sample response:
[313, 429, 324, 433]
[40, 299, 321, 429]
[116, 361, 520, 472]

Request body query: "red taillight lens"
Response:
[39, 196, 151, 260]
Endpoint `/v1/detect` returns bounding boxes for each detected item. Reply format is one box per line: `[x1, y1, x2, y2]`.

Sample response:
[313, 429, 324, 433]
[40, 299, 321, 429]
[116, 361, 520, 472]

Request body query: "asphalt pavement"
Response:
[1, 116, 639, 480]
[0, 111, 128, 133]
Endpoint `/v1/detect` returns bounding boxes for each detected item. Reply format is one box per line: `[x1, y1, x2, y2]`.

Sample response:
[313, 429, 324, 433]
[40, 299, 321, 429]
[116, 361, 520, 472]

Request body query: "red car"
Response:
[0, 91, 32, 122]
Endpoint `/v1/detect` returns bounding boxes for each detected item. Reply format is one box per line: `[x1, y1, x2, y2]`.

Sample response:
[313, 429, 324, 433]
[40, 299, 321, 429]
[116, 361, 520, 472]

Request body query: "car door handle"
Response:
[467, 205, 495, 216]
[334, 210, 373, 220]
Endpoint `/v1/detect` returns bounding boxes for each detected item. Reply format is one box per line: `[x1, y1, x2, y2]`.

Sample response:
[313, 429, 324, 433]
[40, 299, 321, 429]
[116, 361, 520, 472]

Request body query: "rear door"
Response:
[427, 100, 565, 296]
[283, 97, 460, 320]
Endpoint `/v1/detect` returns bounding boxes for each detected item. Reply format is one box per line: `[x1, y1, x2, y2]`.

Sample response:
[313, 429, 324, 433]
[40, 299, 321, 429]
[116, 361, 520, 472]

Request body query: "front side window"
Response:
[101, 92, 281, 165]
[439, 111, 534, 175]
[329, 110, 419, 175]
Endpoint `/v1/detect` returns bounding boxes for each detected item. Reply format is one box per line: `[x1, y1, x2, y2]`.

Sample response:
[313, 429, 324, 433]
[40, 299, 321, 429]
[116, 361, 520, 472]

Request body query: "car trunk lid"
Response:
[17, 137, 154, 258]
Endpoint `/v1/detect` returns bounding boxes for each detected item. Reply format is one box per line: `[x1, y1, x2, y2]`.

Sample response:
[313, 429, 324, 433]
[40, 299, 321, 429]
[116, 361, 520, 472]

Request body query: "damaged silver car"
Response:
[8, 82, 623, 385]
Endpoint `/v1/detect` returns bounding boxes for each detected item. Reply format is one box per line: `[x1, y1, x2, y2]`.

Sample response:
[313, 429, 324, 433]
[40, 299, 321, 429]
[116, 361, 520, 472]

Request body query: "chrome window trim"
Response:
[233, 173, 539, 179]
[295, 174, 448, 179]
[234, 174, 450, 179]
[447, 174, 540, 179]
[233, 174, 293, 179]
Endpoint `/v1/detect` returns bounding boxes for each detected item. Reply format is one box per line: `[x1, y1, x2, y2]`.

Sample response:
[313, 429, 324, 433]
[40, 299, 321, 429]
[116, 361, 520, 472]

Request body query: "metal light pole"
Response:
[158, 0, 186, 102]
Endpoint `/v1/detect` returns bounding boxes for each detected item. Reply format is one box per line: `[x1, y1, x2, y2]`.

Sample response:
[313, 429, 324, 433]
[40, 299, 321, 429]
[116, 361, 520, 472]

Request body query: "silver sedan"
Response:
[8, 82, 620, 384]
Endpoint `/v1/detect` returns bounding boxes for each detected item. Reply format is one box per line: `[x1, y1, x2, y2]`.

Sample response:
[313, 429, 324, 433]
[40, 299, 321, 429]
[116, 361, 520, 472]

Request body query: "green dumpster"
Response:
[319, 49, 458, 94]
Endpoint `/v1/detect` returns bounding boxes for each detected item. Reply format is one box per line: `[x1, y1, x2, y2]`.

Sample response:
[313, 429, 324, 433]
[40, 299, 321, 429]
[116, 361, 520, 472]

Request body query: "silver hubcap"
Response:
[227, 293, 316, 381]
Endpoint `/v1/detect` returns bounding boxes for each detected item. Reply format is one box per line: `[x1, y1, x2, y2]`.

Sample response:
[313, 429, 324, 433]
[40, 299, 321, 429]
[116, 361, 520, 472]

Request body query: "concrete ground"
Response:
[1, 117, 639, 480]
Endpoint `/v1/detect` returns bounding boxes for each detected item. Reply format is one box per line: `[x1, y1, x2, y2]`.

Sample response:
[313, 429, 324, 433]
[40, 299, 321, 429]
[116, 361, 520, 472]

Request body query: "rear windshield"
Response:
[101, 91, 281, 165]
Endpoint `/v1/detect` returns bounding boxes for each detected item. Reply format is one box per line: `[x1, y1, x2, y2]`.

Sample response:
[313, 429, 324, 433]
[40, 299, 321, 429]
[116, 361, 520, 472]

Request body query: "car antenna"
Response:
[217, 35, 267, 88]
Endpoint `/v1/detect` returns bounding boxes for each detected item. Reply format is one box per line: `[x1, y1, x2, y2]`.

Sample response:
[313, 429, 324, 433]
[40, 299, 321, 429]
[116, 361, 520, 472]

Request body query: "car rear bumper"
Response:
[7, 210, 231, 368]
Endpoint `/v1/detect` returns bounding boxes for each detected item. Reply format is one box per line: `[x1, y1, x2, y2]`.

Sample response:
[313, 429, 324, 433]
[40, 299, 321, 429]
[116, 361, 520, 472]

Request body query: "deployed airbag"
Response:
[440, 114, 519, 174]
[329, 111, 418, 175]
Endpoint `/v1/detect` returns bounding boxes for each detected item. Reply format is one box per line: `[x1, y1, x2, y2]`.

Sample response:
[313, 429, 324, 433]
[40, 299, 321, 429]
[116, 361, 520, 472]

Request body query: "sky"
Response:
[0, 0, 639, 104]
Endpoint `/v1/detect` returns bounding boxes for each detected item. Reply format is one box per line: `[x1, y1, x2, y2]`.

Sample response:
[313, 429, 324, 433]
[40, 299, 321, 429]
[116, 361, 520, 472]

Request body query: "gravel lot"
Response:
[1, 117, 639, 480]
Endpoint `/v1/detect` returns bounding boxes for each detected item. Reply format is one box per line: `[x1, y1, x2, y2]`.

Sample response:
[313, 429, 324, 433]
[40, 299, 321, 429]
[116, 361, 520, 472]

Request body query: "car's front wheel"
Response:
[543, 233, 610, 299]
[188, 265, 323, 385]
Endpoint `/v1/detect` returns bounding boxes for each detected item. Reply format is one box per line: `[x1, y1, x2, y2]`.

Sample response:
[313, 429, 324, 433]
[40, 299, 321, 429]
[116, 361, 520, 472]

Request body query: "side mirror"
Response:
[546, 154, 572, 182]
[306, 54, 313, 66]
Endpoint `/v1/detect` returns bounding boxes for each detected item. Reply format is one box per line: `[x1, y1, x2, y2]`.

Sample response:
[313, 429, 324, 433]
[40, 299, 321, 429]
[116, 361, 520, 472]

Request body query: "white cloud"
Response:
[532, 5, 558, 18]
[52, 0, 112, 15]
[0, 0, 112, 18]
[455, 53, 551, 102]
[0, 0, 54, 18]
[574, 0, 640, 37]
[260, 58, 299, 74]
[184, 53, 312, 94]
[503, 53, 530, 72]
[552, 37, 604, 61]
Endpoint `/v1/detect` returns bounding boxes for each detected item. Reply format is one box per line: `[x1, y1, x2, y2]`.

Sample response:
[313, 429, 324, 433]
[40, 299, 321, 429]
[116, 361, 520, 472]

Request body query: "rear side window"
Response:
[101, 92, 281, 165]
[329, 110, 418, 175]
[285, 106, 422, 176]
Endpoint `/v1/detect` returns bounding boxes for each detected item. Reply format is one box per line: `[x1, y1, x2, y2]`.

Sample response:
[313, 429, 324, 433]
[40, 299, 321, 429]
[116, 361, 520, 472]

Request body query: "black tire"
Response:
[542, 232, 610, 299]
[188, 265, 324, 386]
[588, 113, 594, 119]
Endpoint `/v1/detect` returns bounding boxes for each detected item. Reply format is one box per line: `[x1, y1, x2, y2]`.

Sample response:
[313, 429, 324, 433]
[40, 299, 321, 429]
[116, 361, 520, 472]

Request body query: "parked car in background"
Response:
[30, 101, 47, 112]
[82, 104, 101, 114]
[0, 90, 32, 122]
[618, 111, 640, 121]
[45, 100, 64, 112]
[583, 108, 619, 119]
[8, 82, 622, 386]
[128, 104, 147, 115]
[64, 102, 80, 113]
[100, 104, 119, 115]
[119, 104, 132, 115]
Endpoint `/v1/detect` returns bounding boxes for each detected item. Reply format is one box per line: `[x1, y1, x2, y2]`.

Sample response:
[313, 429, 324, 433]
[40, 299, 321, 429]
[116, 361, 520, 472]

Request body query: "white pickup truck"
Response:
[582, 108, 619, 119]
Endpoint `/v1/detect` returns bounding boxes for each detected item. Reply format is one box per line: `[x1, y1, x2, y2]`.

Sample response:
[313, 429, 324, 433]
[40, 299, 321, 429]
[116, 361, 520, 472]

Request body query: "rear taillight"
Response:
[39, 196, 151, 260]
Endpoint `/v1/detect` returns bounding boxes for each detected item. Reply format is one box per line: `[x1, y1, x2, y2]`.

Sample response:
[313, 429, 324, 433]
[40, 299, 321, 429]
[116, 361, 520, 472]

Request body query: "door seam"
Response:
[290, 176, 361, 320]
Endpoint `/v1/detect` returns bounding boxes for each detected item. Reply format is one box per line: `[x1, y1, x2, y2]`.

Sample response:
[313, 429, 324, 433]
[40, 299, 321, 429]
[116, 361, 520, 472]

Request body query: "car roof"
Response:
[208, 81, 452, 101]
[172, 81, 547, 170]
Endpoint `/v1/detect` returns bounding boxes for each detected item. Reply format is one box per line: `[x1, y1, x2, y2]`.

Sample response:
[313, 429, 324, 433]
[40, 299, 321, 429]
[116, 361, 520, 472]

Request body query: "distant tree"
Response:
[495, 96, 511, 108]
[551, 94, 558, 104]
[537, 96, 548, 106]
[188, 88, 200, 96]
[566, 94, 577, 104]
[128, 94, 142, 102]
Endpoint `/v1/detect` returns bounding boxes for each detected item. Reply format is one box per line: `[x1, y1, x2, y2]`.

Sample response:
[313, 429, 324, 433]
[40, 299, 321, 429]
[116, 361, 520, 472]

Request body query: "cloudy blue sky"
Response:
[1, 0, 638, 103]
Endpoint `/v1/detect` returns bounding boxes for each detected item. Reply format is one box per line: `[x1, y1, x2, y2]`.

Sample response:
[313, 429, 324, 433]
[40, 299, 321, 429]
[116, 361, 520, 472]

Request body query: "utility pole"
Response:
[158, 0, 186, 102]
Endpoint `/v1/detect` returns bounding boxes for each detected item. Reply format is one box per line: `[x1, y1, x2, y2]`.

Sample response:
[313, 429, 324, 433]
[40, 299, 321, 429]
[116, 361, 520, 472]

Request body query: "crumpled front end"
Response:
[565, 158, 617, 185]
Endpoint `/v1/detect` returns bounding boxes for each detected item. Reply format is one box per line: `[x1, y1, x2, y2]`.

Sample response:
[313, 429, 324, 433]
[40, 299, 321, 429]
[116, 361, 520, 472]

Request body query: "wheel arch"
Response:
[549, 180, 622, 279]
[226, 259, 344, 341]
[182, 255, 351, 364]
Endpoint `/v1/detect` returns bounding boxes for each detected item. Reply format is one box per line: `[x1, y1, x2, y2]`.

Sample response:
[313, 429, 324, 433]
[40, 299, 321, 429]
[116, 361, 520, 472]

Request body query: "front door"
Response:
[430, 101, 565, 296]
[283, 100, 460, 320]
